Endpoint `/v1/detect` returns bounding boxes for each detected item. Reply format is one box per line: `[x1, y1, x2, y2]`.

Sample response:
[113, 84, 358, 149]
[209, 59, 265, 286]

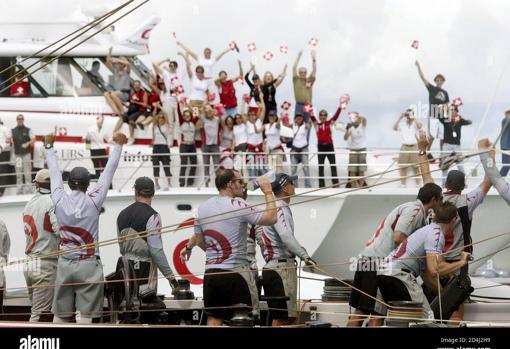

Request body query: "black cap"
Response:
[69, 167, 90, 186]
[445, 170, 465, 191]
[272, 173, 298, 192]
[134, 176, 155, 197]
[252, 74, 260, 81]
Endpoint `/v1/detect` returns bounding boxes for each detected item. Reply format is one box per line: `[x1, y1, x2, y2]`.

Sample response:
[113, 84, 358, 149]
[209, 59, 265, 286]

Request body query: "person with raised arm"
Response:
[181, 52, 209, 118]
[415, 60, 449, 157]
[176, 40, 233, 78]
[418, 132, 492, 322]
[310, 101, 344, 188]
[44, 131, 126, 323]
[215, 60, 243, 117]
[105, 47, 132, 120]
[293, 50, 317, 122]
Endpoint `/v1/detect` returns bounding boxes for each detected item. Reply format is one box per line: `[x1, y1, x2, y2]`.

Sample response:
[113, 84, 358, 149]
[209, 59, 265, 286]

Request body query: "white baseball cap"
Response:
[33, 169, 50, 183]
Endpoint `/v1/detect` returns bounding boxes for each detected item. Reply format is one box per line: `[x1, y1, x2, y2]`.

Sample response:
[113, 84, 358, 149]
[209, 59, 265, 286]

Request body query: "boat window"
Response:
[0, 57, 45, 97]
[18, 57, 104, 97]
[73, 58, 113, 92]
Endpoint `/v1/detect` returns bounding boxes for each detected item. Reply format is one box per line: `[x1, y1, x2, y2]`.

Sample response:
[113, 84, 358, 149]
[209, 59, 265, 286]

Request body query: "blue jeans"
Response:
[224, 107, 238, 117]
[290, 146, 311, 188]
[501, 150, 510, 177]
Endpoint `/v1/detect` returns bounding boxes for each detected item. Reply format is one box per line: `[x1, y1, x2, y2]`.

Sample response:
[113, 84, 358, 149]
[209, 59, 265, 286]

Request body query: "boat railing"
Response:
[0, 147, 505, 194]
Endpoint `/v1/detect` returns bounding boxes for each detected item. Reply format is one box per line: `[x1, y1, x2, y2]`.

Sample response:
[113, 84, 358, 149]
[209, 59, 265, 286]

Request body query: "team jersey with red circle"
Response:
[194, 196, 263, 270]
[46, 145, 122, 260]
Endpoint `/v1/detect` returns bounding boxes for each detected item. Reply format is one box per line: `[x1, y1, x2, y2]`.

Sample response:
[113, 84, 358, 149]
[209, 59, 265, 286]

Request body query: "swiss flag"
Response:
[452, 97, 463, 106]
[340, 94, 350, 109]
[411, 40, 419, 49]
[263, 51, 274, 61]
[308, 38, 319, 47]
[214, 103, 225, 116]
[170, 76, 180, 85]
[303, 103, 313, 113]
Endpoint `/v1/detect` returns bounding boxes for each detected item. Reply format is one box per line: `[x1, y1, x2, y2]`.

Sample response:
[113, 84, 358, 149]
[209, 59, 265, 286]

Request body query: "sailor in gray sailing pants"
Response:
[347, 182, 443, 327]
[417, 132, 491, 322]
[377, 202, 470, 320]
[117, 177, 179, 298]
[260, 173, 317, 326]
[22, 169, 60, 322]
[45, 131, 126, 323]
[180, 168, 277, 326]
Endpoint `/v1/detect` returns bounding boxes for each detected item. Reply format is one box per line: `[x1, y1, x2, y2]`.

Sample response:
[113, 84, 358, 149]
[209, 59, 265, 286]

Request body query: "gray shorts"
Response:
[262, 258, 298, 318]
[52, 257, 104, 319]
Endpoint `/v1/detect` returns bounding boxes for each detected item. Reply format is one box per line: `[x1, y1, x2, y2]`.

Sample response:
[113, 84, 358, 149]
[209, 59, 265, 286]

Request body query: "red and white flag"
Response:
[308, 37, 319, 47]
[263, 51, 274, 61]
[340, 94, 350, 109]
[242, 93, 251, 103]
[280, 45, 288, 54]
[303, 103, 313, 113]
[452, 97, 463, 106]
[170, 76, 180, 85]
[58, 127, 68, 136]
[411, 40, 419, 49]
[281, 101, 292, 111]
[247, 43, 257, 52]
[214, 103, 225, 116]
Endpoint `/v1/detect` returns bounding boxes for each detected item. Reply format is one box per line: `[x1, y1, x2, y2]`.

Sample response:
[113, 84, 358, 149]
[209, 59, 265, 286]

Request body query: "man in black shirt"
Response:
[117, 177, 178, 296]
[439, 105, 472, 184]
[415, 61, 449, 154]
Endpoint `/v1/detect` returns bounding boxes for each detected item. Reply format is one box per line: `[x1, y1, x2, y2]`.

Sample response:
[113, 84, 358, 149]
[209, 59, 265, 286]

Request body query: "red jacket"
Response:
[311, 107, 342, 144]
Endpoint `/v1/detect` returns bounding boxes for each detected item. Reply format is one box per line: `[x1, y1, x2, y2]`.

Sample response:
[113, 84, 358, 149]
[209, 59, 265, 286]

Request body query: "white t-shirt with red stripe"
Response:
[388, 222, 445, 276]
[361, 200, 427, 258]
[261, 199, 309, 262]
[194, 196, 263, 270]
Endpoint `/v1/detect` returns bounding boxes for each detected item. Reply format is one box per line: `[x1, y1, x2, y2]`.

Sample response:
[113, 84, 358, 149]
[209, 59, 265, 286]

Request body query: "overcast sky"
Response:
[2, 0, 510, 147]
